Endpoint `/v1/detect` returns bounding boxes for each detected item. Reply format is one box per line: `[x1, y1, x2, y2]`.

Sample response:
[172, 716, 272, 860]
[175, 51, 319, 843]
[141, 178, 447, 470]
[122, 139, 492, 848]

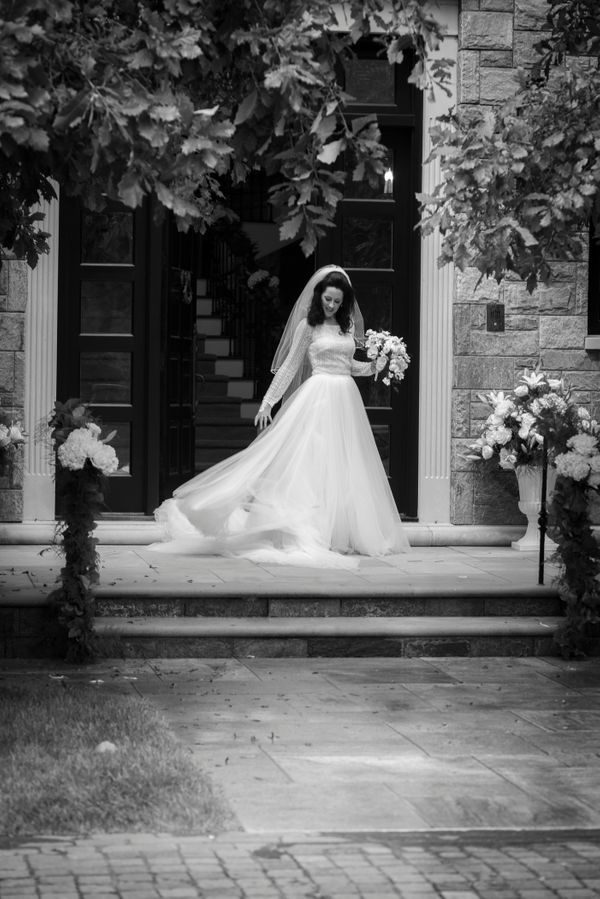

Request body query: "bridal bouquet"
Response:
[364, 329, 410, 387]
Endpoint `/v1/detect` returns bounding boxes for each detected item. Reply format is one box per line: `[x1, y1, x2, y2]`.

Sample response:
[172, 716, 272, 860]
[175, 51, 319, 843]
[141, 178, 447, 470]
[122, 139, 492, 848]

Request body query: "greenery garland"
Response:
[48, 399, 118, 662]
[550, 430, 600, 656]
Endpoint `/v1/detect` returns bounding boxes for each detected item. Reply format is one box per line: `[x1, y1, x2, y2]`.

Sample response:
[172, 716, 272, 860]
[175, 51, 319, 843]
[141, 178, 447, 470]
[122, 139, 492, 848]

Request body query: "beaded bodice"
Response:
[261, 320, 373, 410]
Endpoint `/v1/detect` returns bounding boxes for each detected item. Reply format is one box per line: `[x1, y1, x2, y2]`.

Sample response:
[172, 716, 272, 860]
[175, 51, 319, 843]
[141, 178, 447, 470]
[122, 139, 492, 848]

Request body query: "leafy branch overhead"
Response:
[0, 0, 451, 266]
[419, 0, 600, 293]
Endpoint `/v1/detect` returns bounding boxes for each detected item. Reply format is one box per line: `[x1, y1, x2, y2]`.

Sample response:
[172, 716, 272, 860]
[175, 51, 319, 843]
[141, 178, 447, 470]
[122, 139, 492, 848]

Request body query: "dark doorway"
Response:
[318, 51, 423, 519]
[57, 198, 196, 514]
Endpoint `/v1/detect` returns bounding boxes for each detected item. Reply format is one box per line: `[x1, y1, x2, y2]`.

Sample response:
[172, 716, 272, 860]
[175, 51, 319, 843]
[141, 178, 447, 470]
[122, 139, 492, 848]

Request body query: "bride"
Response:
[150, 264, 410, 566]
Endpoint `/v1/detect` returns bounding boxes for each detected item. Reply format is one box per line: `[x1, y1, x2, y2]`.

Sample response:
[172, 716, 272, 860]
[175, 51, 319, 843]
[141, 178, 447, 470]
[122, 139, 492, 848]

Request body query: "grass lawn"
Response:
[0, 679, 231, 838]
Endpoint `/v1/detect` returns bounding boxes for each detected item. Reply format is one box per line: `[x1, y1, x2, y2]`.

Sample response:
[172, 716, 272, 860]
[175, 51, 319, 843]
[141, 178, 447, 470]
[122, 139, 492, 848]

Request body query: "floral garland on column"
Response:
[0, 413, 25, 479]
[48, 399, 118, 662]
[467, 368, 600, 656]
[552, 423, 600, 656]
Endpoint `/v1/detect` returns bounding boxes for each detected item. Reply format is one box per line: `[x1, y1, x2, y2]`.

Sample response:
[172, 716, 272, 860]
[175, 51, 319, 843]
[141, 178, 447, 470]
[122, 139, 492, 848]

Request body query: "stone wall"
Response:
[451, 0, 600, 525]
[0, 254, 27, 521]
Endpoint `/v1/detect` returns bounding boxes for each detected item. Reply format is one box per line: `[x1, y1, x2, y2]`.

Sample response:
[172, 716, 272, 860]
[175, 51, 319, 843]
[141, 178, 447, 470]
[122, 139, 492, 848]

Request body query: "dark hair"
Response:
[306, 272, 355, 333]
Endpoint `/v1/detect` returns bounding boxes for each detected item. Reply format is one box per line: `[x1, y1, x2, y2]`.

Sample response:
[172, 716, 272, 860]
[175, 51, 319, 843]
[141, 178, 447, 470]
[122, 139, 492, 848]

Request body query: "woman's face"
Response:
[321, 286, 344, 319]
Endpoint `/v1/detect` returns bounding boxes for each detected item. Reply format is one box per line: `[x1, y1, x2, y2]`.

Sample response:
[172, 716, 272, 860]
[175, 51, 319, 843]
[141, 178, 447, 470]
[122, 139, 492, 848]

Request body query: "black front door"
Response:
[159, 222, 197, 500]
[319, 53, 422, 519]
[57, 197, 188, 515]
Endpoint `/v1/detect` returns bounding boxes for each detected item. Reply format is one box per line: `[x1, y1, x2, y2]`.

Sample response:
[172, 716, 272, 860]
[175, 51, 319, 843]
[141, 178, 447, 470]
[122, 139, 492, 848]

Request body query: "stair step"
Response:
[196, 317, 222, 336]
[195, 423, 256, 440]
[241, 401, 260, 418]
[93, 615, 562, 658]
[215, 359, 244, 378]
[196, 354, 218, 374]
[227, 380, 255, 400]
[196, 376, 228, 396]
[196, 297, 212, 316]
[95, 615, 561, 637]
[195, 437, 250, 449]
[93, 587, 562, 619]
[201, 337, 231, 355]
[195, 447, 242, 465]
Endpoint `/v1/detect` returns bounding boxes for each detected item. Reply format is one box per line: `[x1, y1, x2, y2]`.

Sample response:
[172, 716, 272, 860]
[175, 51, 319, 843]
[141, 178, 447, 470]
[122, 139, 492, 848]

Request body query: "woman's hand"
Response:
[254, 405, 273, 431]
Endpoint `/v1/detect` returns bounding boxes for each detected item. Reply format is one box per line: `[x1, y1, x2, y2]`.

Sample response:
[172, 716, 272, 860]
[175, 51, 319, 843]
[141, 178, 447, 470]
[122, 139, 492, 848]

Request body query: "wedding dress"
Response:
[150, 318, 410, 567]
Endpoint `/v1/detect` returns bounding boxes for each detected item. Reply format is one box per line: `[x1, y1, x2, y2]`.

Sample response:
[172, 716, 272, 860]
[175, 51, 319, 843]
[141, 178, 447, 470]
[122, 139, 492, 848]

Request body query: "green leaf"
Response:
[317, 138, 345, 165]
[234, 90, 257, 125]
[118, 172, 145, 208]
[279, 213, 304, 241]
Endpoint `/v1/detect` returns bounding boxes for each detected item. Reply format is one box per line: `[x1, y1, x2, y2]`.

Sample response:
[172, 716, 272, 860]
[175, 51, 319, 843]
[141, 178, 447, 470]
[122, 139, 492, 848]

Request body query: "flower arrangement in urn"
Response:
[467, 368, 581, 469]
[48, 399, 119, 661]
[468, 367, 600, 656]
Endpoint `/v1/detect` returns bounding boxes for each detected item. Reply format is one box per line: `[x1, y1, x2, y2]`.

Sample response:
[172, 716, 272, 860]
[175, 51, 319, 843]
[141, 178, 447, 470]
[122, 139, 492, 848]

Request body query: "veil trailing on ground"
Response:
[270, 265, 365, 403]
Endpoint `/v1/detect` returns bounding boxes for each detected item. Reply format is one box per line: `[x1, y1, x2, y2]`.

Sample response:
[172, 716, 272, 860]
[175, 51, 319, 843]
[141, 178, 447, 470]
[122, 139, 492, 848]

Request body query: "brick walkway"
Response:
[1, 830, 600, 898]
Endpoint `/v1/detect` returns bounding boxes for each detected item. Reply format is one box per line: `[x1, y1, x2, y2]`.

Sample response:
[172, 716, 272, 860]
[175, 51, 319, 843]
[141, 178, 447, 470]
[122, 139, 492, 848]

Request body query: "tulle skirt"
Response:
[150, 373, 410, 567]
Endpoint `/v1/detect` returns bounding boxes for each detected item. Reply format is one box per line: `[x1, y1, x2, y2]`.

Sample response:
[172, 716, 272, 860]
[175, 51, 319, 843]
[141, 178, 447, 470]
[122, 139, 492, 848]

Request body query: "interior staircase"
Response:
[194, 285, 260, 475]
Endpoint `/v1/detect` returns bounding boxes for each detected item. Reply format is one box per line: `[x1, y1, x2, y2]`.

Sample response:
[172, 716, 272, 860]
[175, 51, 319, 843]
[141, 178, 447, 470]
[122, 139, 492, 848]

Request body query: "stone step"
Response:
[96, 582, 562, 618]
[93, 615, 562, 658]
[94, 587, 561, 619]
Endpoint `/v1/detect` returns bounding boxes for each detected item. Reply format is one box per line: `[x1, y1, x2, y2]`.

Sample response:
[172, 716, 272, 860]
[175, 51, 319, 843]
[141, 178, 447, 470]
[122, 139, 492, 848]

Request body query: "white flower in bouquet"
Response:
[364, 329, 410, 387]
[0, 425, 10, 449]
[517, 412, 536, 440]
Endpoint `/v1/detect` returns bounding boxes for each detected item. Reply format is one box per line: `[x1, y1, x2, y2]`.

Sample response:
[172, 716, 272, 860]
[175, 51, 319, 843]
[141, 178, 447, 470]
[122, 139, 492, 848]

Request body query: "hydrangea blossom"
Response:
[555, 432, 600, 487]
[57, 423, 118, 475]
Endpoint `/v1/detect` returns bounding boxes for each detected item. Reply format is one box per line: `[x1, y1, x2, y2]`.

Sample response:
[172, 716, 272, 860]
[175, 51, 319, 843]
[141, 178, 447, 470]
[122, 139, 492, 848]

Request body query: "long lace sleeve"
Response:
[260, 319, 313, 410]
[351, 358, 375, 377]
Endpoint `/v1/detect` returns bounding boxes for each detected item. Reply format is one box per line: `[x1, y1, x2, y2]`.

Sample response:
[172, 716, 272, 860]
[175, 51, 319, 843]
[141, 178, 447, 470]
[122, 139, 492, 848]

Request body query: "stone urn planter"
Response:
[511, 464, 557, 552]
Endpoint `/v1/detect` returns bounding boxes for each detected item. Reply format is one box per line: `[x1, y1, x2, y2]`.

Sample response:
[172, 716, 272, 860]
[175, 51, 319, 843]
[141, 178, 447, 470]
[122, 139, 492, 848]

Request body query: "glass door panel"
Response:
[80, 282, 133, 334]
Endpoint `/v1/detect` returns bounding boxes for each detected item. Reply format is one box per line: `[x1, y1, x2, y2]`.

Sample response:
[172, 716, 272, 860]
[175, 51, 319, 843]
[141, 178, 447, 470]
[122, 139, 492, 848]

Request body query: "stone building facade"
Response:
[0, 0, 598, 535]
[452, 0, 600, 526]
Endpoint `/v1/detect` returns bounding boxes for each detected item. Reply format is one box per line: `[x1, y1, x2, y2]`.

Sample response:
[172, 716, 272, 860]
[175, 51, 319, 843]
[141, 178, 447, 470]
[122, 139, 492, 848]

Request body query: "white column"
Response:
[23, 189, 60, 521]
[417, 9, 457, 523]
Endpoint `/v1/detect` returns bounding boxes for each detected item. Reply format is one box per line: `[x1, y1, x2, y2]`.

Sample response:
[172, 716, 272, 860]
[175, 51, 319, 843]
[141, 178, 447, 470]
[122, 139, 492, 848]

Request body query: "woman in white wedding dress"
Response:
[150, 265, 409, 567]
